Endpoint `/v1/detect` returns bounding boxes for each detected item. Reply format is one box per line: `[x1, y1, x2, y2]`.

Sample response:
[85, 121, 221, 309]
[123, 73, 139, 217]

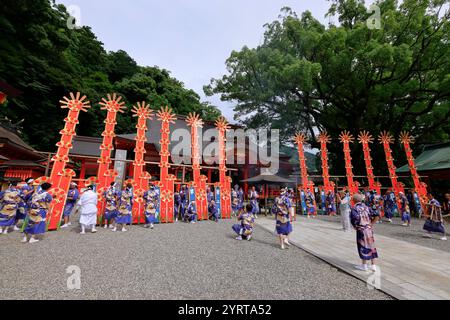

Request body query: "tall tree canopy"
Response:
[0, 0, 220, 151]
[205, 0, 449, 175]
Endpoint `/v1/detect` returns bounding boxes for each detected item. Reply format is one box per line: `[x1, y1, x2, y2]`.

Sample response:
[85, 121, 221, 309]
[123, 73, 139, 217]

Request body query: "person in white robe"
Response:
[79, 185, 98, 234]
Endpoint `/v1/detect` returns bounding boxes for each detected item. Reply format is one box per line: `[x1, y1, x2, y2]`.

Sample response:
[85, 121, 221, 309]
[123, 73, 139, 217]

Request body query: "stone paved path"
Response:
[256, 216, 450, 300]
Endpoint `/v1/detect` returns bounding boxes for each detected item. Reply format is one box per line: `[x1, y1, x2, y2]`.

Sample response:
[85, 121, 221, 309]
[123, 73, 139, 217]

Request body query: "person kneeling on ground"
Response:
[208, 200, 219, 222]
[184, 201, 197, 224]
[350, 193, 379, 272]
[79, 185, 98, 234]
[423, 194, 447, 241]
[232, 204, 254, 241]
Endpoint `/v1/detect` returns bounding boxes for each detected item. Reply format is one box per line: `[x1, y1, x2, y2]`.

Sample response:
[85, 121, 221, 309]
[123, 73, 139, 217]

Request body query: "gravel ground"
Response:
[0, 217, 391, 300]
[315, 215, 449, 253]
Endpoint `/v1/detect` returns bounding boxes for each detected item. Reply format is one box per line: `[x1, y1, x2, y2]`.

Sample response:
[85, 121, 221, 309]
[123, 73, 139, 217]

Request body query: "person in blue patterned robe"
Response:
[144, 186, 158, 229]
[249, 186, 259, 218]
[174, 190, 181, 222]
[0, 182, 22, 234]
[179, 186, 188, 220]
[103, 182, 118, 229]
[231, 187, 240, 217]
[383, 189, 397, 222]
[399, 192, 411, 227]
[305, 190, 316, 218]
[238, 187, 244, 212]
[232, 203, 255, 241]
[60, 182, 79, 228]
[350, 193, 379, 272]
[114, 184, 133, 232]
[206, 186, 214, 206]
[326, 191, 336, 216]
[423, 195, 447, 241]
[273, 196, 293, 249]
[17, 178, 34, 226]
[22, 183, 53, 243]
[184, 201, 197, 223]
[208, 200, 219, 222]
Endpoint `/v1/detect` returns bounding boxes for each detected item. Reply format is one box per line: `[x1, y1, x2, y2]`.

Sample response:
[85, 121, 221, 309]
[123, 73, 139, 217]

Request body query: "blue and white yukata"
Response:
[24, 190, 53, 235]
[208, 202, 219, 222]
[423, 199, 446, 235]
[232, 212, 254, 239]
[0, 187, 21, 228]
[384, 191, 397, 220]
[184, 202, 197, 223]
[207, 190, 214, 206]
[399, 194, 411, 224]
[249, 190, 259, 216]
[231, 189, 240, 216]
[369, 192, 382, 219]
[174, 191, 181, 221]
[326, 193, 336, 215]
[144, 188, 158, 225]
[238, 189, 244, 211]
[274, 197, 293, 236]
[306, 191, 316, 216]
[63, 188, 79, 218]
[116, 188, 133, 225]
[179, 188, 188, 219]
[103, 187, 118, 221]
[350, 202, 378, 261]
[17, 184, 33, 221]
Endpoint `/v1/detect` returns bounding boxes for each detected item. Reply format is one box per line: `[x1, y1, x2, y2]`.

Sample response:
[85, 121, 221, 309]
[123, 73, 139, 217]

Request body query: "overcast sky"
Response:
[56, 0, 337, 121]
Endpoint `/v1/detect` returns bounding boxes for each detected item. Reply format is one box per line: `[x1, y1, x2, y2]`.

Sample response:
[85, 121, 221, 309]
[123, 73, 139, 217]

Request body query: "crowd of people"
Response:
[0, 177, 448, 268]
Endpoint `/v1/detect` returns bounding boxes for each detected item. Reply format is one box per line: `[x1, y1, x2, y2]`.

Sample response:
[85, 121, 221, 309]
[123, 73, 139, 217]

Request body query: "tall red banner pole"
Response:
[157, 106, 177, 223]
[186, 113, 207, 220]
[339, 131, 357, 195]
[378, 131, 403, 210]
[294, 133, 311, 192]
[47, 93, 90, 230]
[318, 132, 332, 193]
[96, 94, 126, 223]
[358, 131, 381, 194]
[215, 117, 231, 219]
[131, 102, 154, 224]
[399, 132, 428, 207]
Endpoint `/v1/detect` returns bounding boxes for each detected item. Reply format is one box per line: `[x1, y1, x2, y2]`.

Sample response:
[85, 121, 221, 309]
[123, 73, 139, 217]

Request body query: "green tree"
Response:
[0, 0, 221, 151]
[205, 0, 450, 175]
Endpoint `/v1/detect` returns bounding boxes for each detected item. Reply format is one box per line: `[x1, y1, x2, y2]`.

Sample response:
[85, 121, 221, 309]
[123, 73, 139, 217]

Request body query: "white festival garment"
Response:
[79, 190, 98, 226]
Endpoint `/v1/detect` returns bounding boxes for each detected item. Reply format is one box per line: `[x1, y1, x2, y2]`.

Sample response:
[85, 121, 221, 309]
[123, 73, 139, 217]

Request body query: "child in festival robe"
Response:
[350, 193, 379, 272]
[79, 185, 98, 234]
[114, 184, 133, 232]
[399, 192, 411, 227]
[305, 190, 316, 218]
[232, 204, 254, 241]
[249, 186, 259, 219]
[184, 201, 197, 223]
[208, 200, 219, 222]
[144, 186, 158, 229]
[22, 182, 53, 243]
[174, 190, 181, 222]
[383, 189, 397, 223]
[423, 194, 447, 241]
[326, 190, 336, 216]
[274, 196, 293, 249]
[0, 181, 21, 234]
[60, 182, 79, 228]
[16, 178, 34, 229]
[103, 182, 118, 229]
[231, 187, 240, 217]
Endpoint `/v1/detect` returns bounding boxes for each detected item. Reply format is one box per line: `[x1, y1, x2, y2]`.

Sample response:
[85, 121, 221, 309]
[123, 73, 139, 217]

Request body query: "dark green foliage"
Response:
[205, 0, 449, 175]
[0, 0, 220, 151]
